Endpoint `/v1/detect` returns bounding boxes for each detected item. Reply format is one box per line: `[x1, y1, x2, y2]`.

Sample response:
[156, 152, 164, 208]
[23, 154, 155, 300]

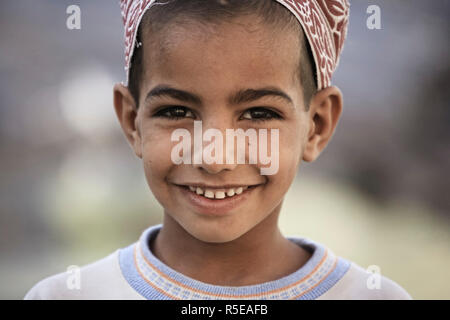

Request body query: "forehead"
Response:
[141, 16, 301, 101]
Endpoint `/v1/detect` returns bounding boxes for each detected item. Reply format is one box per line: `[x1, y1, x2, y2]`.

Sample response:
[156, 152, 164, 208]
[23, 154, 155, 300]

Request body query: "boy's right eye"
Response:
[153, 106, 195, 120]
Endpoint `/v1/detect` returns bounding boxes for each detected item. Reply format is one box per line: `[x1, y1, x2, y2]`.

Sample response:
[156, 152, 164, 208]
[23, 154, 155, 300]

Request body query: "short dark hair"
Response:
[128, 0, 317, 110]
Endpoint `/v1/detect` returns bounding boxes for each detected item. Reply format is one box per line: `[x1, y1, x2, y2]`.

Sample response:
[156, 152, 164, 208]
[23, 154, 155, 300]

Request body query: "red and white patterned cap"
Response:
[119, 0, 350, 90]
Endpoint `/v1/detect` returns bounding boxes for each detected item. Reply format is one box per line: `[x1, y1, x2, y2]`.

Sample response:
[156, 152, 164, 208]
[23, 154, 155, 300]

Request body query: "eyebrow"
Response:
[144, 84, 294, 108]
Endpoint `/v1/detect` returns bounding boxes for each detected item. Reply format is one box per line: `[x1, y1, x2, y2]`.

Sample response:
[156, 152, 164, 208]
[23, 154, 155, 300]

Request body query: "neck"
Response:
[151, 205, 311, 286]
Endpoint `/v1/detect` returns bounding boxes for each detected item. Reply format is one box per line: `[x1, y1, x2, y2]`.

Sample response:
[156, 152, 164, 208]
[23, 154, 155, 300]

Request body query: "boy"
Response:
[24, 0, 412, 299]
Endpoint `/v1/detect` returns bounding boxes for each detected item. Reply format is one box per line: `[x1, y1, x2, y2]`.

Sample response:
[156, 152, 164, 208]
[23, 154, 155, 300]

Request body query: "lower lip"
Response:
[175, 184, 260, 216]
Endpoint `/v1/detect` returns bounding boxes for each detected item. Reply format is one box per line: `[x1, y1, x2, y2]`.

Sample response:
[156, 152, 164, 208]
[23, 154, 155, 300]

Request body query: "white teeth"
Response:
[204, 189, 215, 198]
[187, 185, 251, 199]
[214, 191, 226, 199]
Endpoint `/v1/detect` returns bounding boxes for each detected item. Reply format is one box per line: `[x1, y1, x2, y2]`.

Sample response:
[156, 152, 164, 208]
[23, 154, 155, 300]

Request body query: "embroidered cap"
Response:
[119, 0, 350, 90]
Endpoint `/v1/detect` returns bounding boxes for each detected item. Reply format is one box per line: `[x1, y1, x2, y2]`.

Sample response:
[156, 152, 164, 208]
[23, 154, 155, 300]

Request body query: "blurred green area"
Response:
[280, 174, 450, 300]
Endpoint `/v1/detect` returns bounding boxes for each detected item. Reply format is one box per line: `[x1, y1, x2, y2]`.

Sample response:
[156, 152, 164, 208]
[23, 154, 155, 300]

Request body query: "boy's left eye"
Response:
[240, 107, 282, 122]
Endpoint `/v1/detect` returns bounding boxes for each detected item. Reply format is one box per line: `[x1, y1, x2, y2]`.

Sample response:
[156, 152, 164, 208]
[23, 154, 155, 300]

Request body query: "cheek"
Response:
[272, 128, 304, 191]
[141, 131, 174, 188]
[278, 125, 303, 174]
[258, 126, 303, 204]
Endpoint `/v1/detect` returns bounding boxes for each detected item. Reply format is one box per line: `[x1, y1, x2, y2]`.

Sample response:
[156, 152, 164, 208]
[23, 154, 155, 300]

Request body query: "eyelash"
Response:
[152, 106, 282, 122]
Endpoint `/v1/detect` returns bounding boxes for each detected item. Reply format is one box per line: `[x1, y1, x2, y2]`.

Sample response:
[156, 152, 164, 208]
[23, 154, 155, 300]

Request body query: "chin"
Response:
[189, 225, 245, 244]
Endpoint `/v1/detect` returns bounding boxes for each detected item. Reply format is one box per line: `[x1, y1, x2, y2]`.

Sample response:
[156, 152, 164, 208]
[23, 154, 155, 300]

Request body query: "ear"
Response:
[113, 83, 142, 158]
[302, 86, 343, 162]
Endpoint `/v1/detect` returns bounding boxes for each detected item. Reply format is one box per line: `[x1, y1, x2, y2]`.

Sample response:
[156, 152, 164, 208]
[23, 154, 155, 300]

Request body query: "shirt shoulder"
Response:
[318, 261, 413, 300]
[23, 249, 144, 300]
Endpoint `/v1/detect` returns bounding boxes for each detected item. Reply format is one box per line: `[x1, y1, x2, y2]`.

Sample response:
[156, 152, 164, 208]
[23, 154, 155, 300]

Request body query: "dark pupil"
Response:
[171, 107, 185, 117]
[252, 109, 269, 118]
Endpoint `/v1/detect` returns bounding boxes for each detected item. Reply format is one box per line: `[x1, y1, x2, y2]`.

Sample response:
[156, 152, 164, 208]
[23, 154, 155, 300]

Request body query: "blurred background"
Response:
[0, 0, 449, 299]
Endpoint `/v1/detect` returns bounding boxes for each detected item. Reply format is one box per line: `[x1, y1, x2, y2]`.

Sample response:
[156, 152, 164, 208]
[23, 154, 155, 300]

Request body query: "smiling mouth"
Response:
[176, 184, 260, 200]
[174, 183, 261, 216]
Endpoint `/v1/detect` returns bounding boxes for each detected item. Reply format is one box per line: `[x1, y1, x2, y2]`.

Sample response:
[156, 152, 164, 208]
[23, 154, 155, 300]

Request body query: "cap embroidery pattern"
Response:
[119, 0, 350, 90]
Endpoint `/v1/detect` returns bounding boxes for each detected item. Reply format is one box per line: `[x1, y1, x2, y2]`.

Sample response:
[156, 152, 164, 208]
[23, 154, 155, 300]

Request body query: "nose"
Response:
[194, 159, 237, 175]
[191, 119, 241, 174]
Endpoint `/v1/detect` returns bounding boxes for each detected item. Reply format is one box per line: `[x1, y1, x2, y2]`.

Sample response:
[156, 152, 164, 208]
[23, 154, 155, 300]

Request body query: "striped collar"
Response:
[119, 224, 350, 300]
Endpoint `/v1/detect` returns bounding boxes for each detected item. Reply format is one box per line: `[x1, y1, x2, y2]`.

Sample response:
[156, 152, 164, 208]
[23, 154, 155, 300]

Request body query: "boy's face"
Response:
[116, 16, 335, 243]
